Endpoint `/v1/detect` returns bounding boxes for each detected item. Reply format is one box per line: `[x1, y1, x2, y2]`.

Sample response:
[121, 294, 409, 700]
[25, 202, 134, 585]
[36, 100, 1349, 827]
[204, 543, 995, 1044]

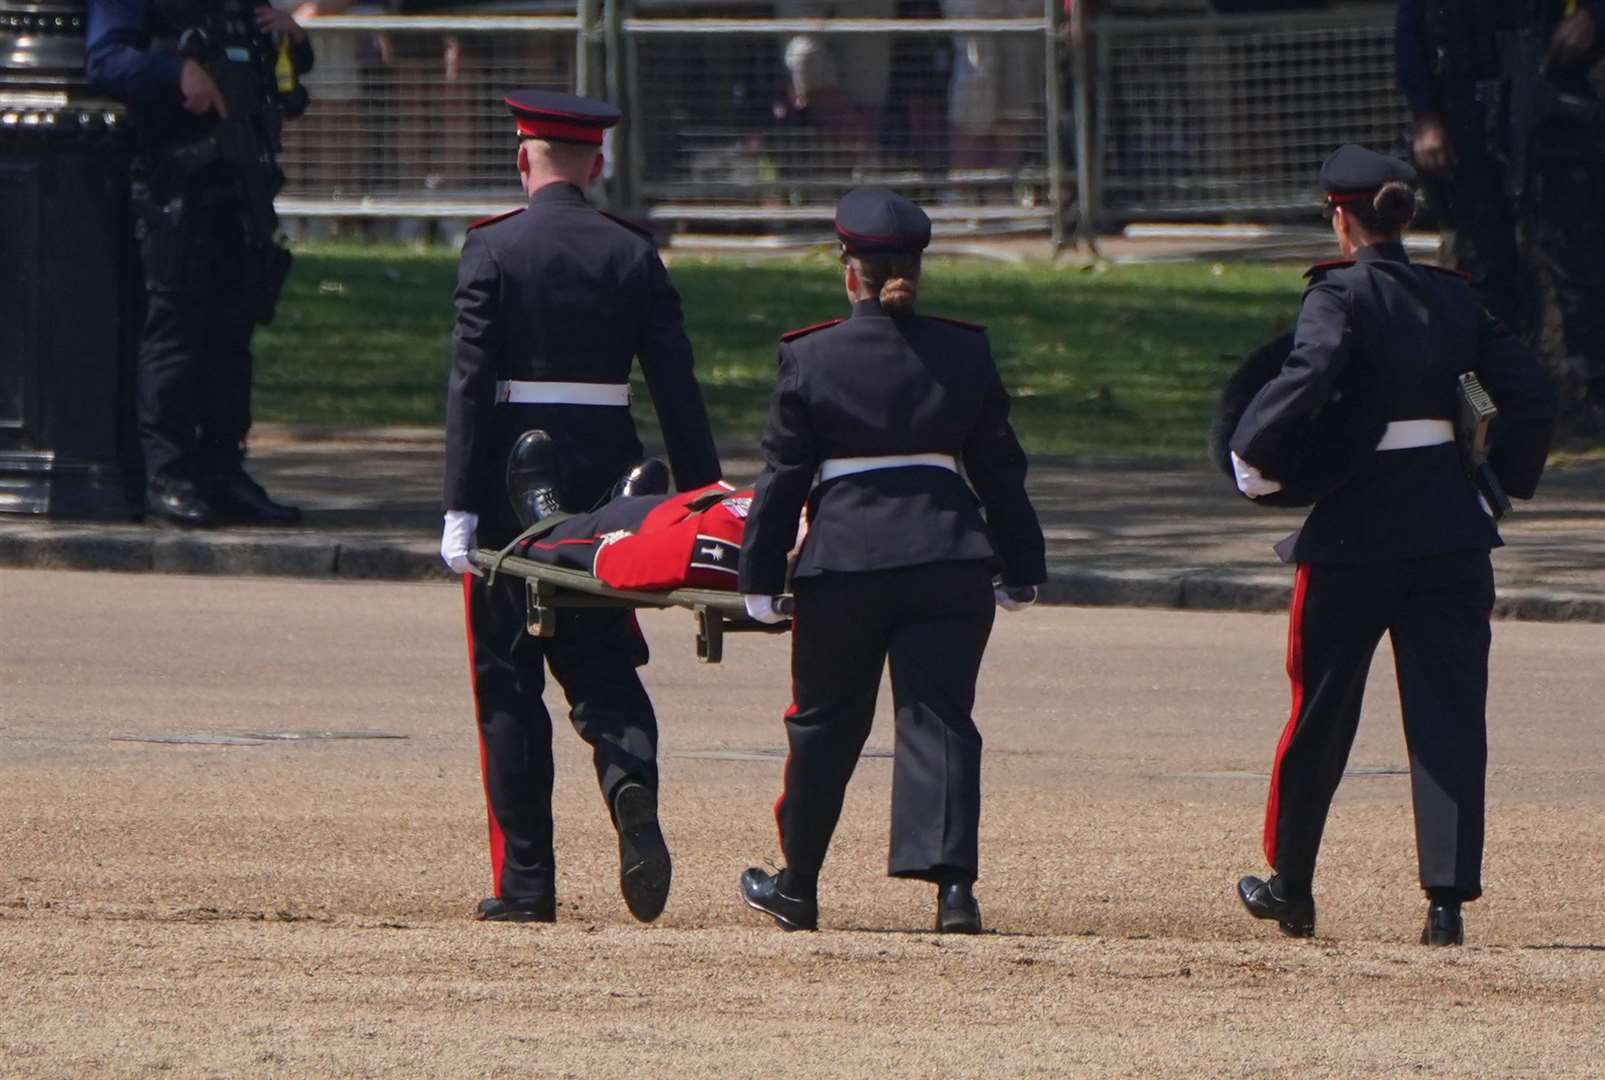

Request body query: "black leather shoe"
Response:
[1421, 902, 1464, 946]
[507, 429, 563, 528]
[739, 866, 818, 931]
[937, 881, 983, 934]
[610, 457, 671, 500]
[613, 781, 672, 923]
[146, 484, 218, 528]
[1237, 875, 1316, 938]
[205, 471, 302, 526]
[474, 895, 556, 923]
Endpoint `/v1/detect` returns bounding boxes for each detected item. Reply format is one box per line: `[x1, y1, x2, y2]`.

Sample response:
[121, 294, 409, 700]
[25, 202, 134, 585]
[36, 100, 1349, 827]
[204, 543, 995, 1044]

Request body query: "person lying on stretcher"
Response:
[488, 429, 765, 594]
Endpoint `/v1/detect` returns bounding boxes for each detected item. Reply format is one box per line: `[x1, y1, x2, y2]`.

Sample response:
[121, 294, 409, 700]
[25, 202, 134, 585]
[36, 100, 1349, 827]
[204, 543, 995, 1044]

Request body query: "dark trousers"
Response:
[1263, 551, 1495, 901]
[463, 572, 658, 901]
[136, 200, 255, 489]
[777, 560, 996, 884]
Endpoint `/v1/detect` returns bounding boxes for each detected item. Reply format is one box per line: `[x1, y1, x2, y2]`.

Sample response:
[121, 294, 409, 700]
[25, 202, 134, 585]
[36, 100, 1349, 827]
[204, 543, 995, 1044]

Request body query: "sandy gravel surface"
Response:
[2, 571, 1602, 1077]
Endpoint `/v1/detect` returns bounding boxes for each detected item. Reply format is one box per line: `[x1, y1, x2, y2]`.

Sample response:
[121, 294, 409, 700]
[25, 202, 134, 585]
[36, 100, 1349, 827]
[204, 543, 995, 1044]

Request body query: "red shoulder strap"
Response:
[599, 209, 656, 240]
[468, 208, 523, 231]
[780, 319, 844, 342]
[927, 313, 987, 332]
[1303, 258, 1355, 279]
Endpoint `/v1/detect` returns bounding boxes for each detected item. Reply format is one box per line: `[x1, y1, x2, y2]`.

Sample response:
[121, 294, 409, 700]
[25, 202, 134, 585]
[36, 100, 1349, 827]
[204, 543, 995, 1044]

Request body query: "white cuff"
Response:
[995, 585, 1037, 612]
[743, 594, 789, 624]
[441, 510, 481, 576]
[1231, 451, 1284, 499]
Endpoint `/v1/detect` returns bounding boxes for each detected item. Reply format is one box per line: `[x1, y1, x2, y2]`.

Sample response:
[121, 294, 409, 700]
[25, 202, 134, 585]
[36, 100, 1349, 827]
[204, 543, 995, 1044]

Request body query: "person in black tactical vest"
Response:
[86, 0, 310, 526]
[440, 91, 722, 925]
[1229, 146, 1557, 947]
[1396, 0, 1605, 436]
[735, 189, 1045, 935]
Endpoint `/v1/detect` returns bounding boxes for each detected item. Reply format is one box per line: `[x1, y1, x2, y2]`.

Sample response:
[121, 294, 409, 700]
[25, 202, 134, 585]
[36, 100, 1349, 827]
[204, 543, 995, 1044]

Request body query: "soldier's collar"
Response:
[1354, 241, 1410, 265]
[528, 181, 590, 208]
[849, 298, 885, 319]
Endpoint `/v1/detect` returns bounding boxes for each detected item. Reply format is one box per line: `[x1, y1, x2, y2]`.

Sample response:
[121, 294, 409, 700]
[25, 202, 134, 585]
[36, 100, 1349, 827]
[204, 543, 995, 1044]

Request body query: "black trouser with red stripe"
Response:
[1263, 551, 1495, 902]
[463, 573, 656, 902]
[777, 560, 996, 885]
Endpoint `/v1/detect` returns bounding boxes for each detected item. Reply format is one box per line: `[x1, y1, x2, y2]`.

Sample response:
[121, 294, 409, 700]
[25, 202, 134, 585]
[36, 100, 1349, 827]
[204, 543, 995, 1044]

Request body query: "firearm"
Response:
[1497, 16, 1605, 202]
[168, 21, 293, 325]
[1456, 372, 1512, 520]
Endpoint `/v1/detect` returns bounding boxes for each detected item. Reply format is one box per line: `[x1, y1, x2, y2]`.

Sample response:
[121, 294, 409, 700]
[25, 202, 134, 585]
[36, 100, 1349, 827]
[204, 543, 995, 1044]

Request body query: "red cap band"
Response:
[514, 117, 606, 145]
[1327, 190, 1378, 206]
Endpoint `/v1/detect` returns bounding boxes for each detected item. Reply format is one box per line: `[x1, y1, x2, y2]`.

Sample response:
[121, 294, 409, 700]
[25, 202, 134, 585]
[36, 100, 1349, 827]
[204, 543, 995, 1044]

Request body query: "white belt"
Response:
[495, 380, 630, 406]
[818, 453, 960, 483]
[1375, 418, 1455, 451]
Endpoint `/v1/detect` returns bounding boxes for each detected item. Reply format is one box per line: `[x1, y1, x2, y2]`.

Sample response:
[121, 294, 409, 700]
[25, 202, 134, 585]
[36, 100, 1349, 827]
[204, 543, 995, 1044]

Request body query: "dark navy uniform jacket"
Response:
[1230, 242, 1556, 564]
[444, 181, 722, 545]
[86, 0, 315, 121]
[737, 298, 1046, 596]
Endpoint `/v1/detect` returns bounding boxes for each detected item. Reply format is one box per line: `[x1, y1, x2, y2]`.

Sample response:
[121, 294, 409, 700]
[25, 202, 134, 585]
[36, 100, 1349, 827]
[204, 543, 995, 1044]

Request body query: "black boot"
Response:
[474, 895, 556, 923]
[936, 881, 983, 934]
[1421, 902, 1464, 946]
[506, 429, 563, 528]
[204, 470, 302, 526]
[610, 457, 671, 500]
[146, 481, 218, 528]
[1236, 874, 1316, 938]
[739, 866, 818, 931]
[613, 781, 672, 923]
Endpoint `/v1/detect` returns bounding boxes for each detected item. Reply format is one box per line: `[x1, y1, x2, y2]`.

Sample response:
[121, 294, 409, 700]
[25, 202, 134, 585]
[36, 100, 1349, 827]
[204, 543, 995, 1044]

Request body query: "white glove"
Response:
[995, 585, 1037, 612]
[743, 594, 789, 625]
[1231, 451, 1283, 499]
[441, 510, 481, 576]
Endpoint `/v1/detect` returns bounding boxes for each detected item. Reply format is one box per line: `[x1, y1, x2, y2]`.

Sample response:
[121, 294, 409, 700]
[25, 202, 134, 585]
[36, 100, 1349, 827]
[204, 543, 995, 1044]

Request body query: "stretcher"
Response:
[469, 547, 792, 664]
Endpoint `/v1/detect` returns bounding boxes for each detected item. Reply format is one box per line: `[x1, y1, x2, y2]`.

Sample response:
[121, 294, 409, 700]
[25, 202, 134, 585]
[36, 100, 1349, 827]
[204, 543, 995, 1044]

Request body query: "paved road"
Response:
[2, 572, 1602, 1075]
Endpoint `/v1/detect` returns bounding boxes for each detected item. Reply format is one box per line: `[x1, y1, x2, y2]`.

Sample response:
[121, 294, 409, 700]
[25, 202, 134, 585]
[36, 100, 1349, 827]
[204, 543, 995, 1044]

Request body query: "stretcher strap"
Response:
[484, 513, 577, 587]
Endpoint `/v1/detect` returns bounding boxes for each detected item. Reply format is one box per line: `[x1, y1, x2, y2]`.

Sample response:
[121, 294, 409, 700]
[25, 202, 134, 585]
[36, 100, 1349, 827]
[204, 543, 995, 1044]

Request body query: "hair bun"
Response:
[1373, 181, 1417, 231]
[879, 276, 918, 316]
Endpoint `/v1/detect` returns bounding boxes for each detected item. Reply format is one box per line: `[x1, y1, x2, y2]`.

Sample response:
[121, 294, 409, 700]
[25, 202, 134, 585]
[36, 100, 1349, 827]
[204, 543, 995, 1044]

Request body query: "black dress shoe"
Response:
[475, 895, 556, 923]
[507, 429, 564, 528]
[1237, 875, 1316, 938]
[146, 484, 218, 528]
[610, 457, 671, 500]
[1421, 902, 1464, 946]
[937, 881, 983, 934]
[613, 781, 672, 923]
[739, 866, 818, 931]
[205, 471, 302, 525]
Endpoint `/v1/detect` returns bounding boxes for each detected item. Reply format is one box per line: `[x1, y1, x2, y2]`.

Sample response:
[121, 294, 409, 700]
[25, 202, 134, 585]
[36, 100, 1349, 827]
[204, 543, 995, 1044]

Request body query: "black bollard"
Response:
[0, 0, 142, 519]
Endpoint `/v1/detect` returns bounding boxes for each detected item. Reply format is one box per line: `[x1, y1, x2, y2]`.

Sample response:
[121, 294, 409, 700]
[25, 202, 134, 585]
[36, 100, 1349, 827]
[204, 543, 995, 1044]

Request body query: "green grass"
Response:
[254, 245, 1308, 457]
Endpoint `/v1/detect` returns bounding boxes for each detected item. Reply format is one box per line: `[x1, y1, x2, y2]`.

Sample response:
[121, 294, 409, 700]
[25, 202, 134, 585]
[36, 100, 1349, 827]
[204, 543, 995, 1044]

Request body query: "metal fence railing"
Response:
[279, 14, 585, 217]
[1089, 11, 1409, 219]
[279, 5, 1409, 240]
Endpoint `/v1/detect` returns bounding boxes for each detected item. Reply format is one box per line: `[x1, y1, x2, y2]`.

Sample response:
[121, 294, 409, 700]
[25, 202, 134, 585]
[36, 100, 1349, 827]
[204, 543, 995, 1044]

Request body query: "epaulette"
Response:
[1303, 259, 1354, 279]
[599, 209, 656, 241]
[468, 208, 523, 232]
[927, 314, 987, 333]
[780, 319, 844, 342]
[1419, 262, 1472, 280]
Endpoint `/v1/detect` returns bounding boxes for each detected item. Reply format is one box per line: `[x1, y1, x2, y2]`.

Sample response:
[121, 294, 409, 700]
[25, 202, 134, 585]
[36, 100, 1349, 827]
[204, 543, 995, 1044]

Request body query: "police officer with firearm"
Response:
[440, 91, 722, 925]
[1397, 0, 1605, 435]
[1228, 146, 1556, 947]
[87, 0, 308, 526]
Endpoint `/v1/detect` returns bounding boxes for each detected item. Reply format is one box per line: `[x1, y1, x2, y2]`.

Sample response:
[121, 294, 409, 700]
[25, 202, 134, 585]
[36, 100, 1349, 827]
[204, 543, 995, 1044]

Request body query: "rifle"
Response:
[1497, 7, 1605, 202]
[161, 20, 294, 325]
